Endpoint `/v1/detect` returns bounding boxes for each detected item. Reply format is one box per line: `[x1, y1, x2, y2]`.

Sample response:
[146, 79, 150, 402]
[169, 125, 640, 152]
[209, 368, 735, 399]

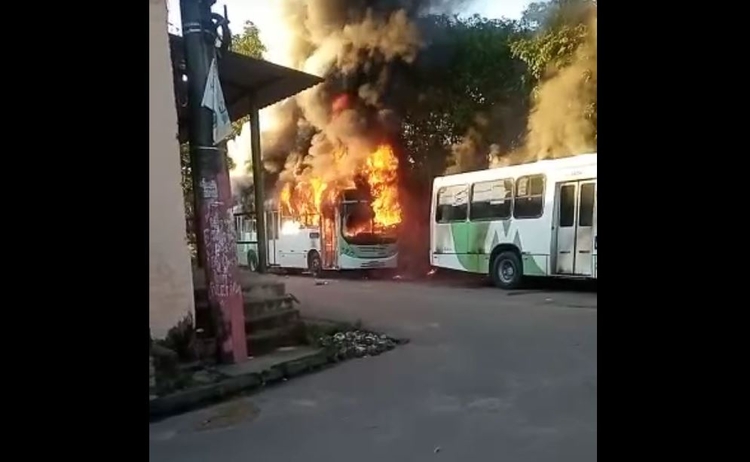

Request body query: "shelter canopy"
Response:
[169, 34, 323, 143]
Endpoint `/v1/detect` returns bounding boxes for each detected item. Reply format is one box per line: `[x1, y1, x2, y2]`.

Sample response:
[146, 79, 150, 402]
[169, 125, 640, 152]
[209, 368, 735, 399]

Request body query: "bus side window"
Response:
[435, 185, 468, 223]
[513, 174, 545, 219]
[470, 179, 513, 221]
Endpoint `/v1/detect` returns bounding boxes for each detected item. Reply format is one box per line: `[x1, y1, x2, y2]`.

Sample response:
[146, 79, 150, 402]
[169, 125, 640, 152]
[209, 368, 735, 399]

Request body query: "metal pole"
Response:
[181, 0, 247, 363]
[249, 102, 268, 273]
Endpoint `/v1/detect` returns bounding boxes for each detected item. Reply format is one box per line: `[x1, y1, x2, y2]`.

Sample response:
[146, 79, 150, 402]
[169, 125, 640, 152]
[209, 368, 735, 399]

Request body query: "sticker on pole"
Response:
[201, 57, 233, 144]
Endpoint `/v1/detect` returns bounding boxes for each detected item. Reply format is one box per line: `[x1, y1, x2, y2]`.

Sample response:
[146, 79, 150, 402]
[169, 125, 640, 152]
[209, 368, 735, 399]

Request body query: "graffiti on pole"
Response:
[203, 200, 241, 300]
[199, 178, 219, 199]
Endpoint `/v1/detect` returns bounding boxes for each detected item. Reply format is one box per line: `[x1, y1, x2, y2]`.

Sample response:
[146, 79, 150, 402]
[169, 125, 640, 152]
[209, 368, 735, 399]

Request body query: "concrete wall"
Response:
[149, 0, 195, 339]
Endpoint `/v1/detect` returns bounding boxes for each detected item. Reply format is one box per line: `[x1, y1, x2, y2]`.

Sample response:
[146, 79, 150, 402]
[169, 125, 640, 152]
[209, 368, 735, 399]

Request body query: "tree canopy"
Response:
[231, 21, 266, 59]
[400, 0, 597, 178]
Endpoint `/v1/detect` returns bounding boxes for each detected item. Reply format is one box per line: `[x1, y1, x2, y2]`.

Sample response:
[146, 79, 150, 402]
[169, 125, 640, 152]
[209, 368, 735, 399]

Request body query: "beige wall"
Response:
[149, 0, 195, 339]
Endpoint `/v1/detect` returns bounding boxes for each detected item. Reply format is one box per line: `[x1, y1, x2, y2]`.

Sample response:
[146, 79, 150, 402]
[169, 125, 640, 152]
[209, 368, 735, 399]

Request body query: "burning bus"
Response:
[234, 143, 402, 275]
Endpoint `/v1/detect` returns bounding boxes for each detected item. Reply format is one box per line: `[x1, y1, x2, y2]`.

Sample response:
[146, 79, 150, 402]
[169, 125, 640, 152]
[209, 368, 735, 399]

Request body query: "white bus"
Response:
[430, 153, 597, 289]
[234, 189, 398, 275]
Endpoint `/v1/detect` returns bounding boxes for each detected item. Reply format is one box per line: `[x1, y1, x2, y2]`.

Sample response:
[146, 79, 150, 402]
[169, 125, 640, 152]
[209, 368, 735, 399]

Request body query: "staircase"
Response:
[243, 279, 303, 355]
[193, 269, 304, 359]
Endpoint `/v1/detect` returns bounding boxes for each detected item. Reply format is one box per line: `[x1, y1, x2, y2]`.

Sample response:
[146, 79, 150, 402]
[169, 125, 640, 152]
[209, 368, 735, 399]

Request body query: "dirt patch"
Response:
[195, 400, 261, 431]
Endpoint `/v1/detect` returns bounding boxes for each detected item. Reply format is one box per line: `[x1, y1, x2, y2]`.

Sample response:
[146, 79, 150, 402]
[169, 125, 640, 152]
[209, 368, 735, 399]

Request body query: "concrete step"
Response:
[247, 322, 304, 356]
[194, 292, 296, 309]
[242, 281, 286, 299]
[245, 308, 299, 334]
[244, 294, 297, 319]
[194, 292, 298, 339]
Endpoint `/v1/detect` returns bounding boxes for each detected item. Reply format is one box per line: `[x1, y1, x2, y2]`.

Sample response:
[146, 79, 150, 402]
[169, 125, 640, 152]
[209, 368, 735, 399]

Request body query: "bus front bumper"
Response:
[338, 253, 398, 270]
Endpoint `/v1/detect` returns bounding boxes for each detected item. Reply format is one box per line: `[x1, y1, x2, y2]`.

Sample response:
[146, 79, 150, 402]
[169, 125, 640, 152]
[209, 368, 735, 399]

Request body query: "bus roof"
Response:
[433, 153, 597, 186]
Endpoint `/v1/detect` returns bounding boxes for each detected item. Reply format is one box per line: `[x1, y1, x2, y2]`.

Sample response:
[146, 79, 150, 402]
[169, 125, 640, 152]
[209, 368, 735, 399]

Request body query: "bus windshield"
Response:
[341, 201, 397, 245]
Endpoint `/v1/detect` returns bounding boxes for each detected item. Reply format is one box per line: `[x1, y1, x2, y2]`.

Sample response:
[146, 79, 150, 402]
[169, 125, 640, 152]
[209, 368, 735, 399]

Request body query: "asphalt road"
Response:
[150, 276, 597, 462]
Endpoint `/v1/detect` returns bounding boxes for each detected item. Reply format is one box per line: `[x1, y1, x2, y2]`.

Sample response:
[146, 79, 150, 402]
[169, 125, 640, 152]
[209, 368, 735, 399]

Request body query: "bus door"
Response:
[432, 185, 469, 271]
[265, 210, 278, 266]
[322, 214, 337, 269]
[554, 180, 596, 276]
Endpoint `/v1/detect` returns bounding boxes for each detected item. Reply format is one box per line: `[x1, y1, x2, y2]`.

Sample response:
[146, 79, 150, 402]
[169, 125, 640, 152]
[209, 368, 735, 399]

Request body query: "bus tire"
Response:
[491, 251, 523, 290]
[307, 251, 322, 278]
[246, 251, 258, 272]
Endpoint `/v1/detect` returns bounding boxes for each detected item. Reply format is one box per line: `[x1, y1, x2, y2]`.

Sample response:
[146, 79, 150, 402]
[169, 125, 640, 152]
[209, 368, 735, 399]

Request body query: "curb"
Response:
[149, 348, 332, 421]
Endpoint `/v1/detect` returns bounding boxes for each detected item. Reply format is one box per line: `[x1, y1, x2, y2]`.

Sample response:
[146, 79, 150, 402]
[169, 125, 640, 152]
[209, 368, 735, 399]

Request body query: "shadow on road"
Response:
[285, 267, 597, 293]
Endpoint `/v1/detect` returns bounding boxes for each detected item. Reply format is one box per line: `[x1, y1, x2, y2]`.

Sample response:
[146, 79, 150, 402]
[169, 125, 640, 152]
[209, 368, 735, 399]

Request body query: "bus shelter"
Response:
[168, 33, 323, 270]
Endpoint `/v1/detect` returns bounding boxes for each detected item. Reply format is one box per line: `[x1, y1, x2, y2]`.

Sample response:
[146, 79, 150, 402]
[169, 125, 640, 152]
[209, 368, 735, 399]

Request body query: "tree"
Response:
[509, 0, 597, 158]
[392, 15, 534, 274]
[231, 21, 266, 58]
[229, 21, 266, 137]
[510, 22, 589, 82]
[512, 0, 596, 83]
[400, 14, 531, 180]
[521, 0, 594, 31]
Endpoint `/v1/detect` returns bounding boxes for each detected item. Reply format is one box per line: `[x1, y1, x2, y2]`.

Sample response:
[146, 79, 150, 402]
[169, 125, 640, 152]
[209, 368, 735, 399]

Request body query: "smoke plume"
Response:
[499, 10, 597, 166]
[229, 0, 467, 200]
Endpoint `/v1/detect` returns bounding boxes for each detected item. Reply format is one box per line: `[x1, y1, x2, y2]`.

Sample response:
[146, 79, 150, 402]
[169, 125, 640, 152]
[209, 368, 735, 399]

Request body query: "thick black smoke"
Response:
[250, 0, 468, 194]
[226, 0, 470, 276]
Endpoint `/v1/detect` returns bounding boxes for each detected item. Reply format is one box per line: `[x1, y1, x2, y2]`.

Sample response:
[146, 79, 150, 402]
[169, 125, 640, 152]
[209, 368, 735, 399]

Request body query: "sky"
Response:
[166, 0, 533, 36]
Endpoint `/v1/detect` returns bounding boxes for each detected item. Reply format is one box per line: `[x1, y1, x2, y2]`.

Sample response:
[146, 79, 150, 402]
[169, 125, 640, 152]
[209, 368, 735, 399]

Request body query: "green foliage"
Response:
[510, 0, 597, 144]
[512, 0, 595, 82]
[157, 313, 196, 362]
[521, 0, 595, 31]
[230, 21, 266, 137]
[401, 14, 530, 179]
[511, 23, 588, 81]
[520, 2, 553, 30]
[400, 1, 596, 177]
[231, 21, 265, 59]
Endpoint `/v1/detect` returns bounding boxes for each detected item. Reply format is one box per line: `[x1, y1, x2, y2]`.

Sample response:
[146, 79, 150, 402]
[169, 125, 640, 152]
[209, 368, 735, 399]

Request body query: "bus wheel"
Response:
[308, 251, 322, 278]
[247, 251, 258, 272]
[491, 251, 523, 290]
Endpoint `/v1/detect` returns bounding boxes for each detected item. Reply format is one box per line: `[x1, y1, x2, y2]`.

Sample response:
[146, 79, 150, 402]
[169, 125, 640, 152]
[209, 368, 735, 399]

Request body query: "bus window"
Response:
[470, 179, 513, 220]
[579, 183, 595, 227]
[559, 184, 575, 227]
[435, 185, 468, 223]
[513, 174, 545, 219]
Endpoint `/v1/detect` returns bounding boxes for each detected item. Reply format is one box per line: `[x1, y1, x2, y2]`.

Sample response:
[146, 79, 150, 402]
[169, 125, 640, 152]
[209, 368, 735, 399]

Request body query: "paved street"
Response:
[150, 276, 597, 462]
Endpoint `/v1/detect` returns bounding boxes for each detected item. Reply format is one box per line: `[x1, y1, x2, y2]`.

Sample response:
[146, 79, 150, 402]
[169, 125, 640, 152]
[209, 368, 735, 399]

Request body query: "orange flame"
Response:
[365, 144, 402, 228]
[278, 143, 402, 235]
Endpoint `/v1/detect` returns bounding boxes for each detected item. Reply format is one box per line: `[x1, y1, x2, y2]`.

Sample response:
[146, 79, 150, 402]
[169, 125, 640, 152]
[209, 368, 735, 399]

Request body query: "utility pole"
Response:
[180, 0, 247, 363]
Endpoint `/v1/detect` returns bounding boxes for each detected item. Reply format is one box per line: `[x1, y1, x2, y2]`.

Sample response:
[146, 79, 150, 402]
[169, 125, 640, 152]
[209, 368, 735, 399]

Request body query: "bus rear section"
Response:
[429, 153, 597, 289]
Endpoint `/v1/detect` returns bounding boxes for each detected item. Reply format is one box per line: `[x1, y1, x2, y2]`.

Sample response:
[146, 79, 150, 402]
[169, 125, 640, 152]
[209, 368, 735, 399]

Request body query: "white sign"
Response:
[199, 178, 218, 199]
[517, 177, 528, 196]
[489, 182, 508, 204]
[201, 57, 233, 144]
[439, 186, 468, 206]
[473, 182, 508, 204]
[438, 189, 453, 205]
